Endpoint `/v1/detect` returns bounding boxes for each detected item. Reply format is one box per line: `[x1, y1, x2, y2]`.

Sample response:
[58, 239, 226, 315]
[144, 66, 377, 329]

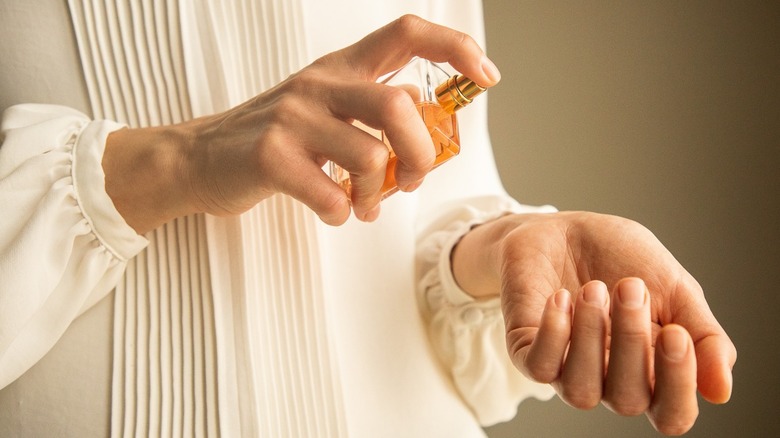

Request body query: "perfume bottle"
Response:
[329, 58, 486, 199]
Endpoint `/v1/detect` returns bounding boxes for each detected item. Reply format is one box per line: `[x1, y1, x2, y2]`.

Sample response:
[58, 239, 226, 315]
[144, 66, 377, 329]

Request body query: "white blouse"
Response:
[0, 0, 554, 437]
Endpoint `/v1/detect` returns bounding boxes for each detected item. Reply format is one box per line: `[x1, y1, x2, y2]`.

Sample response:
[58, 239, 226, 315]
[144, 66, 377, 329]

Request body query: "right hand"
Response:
[104, 15, 501, 233]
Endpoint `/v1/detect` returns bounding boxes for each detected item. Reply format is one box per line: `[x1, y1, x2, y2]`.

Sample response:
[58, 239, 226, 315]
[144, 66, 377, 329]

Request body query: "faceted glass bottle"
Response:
[329, 58, 486, 199]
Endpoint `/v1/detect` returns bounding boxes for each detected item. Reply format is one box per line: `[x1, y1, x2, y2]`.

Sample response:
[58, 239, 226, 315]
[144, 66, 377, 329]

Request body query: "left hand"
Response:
[451, 211, 736, 435]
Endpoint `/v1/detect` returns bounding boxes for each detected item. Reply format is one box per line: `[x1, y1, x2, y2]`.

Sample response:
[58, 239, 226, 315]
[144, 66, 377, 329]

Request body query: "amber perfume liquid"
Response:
[329, 58, 484, 200]
[378, 101, 460, 197]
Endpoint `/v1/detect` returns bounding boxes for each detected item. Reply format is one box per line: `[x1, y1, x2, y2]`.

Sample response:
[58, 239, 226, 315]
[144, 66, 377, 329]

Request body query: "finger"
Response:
[270, 104, 387, 221]
[660, 274, 737, 404]
[558, 281, 609, 410]
[214, 103, 353, 224]
[278, 160, 351, 226]
[326, 80, 435, 190]
[646, 324, 699, 436]
[333, 15, 500, 87]
[603, 278, 653, 416]
[516, 289, 572, 383]
[501, 220, 570, 376]
[317, 121, 389, 220]
[695, 333, 736, 404]
[246, 108, 355, 223]
[329, 129, 387, 221]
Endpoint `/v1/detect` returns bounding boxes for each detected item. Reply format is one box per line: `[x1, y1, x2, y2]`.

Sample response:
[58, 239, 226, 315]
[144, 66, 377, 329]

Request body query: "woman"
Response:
[0, 0, 734, 436]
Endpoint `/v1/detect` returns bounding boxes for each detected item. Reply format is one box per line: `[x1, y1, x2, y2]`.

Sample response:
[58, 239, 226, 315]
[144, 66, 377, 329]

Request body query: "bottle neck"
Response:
[435, 75, 486, 113]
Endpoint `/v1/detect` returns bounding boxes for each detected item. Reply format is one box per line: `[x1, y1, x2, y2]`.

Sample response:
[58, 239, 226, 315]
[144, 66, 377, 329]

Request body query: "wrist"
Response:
[451, 213, 521, 298]
[103, 124, 195, 234]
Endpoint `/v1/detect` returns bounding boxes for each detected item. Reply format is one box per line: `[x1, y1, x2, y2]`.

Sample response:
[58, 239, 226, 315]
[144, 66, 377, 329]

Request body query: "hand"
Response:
[103, 15, 501, 233]
[452, 211, 736, 435]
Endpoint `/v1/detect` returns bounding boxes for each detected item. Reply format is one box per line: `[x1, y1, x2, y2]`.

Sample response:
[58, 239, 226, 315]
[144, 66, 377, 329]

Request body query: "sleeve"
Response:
[0, 104, 148, 389]
[416, 195, 558, 426]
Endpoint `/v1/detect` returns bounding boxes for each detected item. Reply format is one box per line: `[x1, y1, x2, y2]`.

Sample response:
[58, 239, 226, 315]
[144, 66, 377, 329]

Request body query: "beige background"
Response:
[1, 1, 777, 436]
[482, 1, 779, 437]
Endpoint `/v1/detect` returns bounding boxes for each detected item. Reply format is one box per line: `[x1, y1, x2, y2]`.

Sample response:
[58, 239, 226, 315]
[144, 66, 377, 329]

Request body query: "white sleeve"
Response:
[0, 104, 148, 389]
[416, 195, 557, 426]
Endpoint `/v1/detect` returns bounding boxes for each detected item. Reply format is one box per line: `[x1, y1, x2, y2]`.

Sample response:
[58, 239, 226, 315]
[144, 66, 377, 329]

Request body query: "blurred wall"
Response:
[481, 1, 780, 437]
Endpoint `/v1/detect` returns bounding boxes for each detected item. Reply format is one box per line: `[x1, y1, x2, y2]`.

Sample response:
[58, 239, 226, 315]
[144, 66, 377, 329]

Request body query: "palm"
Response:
[496, 211, 734, 433]
[500, 212, 689, 328]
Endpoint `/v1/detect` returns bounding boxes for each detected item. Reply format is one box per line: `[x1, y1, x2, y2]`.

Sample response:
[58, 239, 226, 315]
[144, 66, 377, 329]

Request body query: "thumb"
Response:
[327, 14, 500, 87]
[694, 333, 737, 404]
[662, 275, 737, 404]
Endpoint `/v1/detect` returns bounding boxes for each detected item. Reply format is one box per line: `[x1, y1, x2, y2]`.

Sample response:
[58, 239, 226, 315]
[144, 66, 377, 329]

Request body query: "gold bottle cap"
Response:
[435, 75, 487, 113]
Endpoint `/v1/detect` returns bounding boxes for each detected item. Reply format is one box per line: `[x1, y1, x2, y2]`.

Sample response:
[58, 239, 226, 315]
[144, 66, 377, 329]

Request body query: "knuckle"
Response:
[504, 327, 527, 358]
[410, 144, 436, 172]
[398, 156, 434, 182]
[653, 415, 698, 436]
[523, 356, 559, 384]
[605, 398, 650, 417]
[266, 94, 306, 127]
[454, 32, 477, 52]
[346, 143, 389, 176]
[380, 87, 416, 122]
[276, 69, 329, 108]
[392, 14, 426, 39]
[612, 328, 651, 350]
[284, 68, 320, 93]
[256, 123, 292, 158]
[572, 311, 608, 339]
[351, 199, 381, 222]
[617, 405, 646, 417]
[361, 144, 390, 173]
[315, 188, 350, 226]
[614, 321, 650, 338]
[255, 124, 288, 163]
[525, 366, 557, 384]
[561, 388, 601, 410]
[506, 328, 558, 383]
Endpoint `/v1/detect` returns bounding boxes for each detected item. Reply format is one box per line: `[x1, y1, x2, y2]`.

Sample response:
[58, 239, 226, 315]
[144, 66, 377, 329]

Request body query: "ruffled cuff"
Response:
[73, 117, 148, 259]
[0, 104, 148, 389]
[2, 104, 148, 259]
[416, 195, 557, 426]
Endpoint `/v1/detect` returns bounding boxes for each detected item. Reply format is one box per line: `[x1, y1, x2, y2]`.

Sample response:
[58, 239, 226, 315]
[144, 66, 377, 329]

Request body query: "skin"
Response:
[452, 212, 736, 435]
[103, 15, 501, 232]
[102, 15, 736, 436]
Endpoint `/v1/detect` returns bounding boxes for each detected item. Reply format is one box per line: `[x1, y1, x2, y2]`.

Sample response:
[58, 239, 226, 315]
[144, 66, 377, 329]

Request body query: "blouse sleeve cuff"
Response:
[429, 196, 558, 307]
[73, 120, 148, 261]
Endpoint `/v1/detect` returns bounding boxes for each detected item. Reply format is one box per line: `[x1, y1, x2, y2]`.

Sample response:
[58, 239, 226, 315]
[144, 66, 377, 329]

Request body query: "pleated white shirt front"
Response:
[0, 1, 554, 437]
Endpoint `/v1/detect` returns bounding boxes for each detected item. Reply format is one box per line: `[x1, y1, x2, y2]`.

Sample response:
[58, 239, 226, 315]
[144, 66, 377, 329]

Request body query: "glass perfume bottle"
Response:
[329, 58, 486, 199]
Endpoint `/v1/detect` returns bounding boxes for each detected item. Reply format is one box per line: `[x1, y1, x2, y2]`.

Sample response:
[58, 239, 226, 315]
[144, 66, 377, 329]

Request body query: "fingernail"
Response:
[361, 204, 381, 222]
[582, 282, 607, 306]
[618, 278, 646, 308]
[661, 327, 688, 361]
[554, 289, 571, 312]
[722, 366, 733, 403]
[481, 55, 501, 84]
[401, 177, 424, 192]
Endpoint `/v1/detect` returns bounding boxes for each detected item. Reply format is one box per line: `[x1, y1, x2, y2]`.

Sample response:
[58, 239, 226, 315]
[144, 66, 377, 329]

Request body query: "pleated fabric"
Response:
[67, 0, 217, 436]
[67, 0, 346, 436]
[208, 196, 347, 438]
[67, 0, 192, 126]
[110, 216, 219, 438]
[186, 2, 347, 434]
